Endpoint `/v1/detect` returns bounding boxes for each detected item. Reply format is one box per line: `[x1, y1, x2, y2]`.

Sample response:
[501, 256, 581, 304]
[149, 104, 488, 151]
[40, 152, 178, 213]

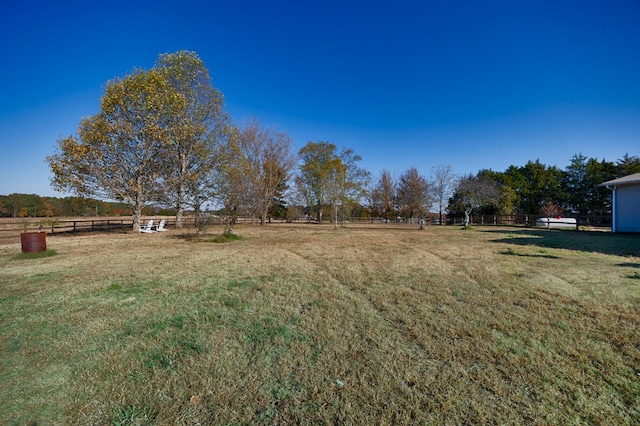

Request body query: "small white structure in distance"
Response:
[536, 217, 577, 229]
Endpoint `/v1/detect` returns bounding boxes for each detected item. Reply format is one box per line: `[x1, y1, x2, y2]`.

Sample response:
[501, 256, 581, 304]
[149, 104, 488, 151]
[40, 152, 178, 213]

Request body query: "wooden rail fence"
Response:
[0, 216, 183, 236]
[0, 214, 613, 237]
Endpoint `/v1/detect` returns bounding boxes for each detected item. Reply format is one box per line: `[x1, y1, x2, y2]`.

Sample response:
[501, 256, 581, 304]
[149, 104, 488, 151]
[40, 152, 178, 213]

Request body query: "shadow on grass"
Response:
[499, 248, 560, 259]
[618, 262, 640, 268]
[168, 232, 243, 243]
[487, 228, 640, 257]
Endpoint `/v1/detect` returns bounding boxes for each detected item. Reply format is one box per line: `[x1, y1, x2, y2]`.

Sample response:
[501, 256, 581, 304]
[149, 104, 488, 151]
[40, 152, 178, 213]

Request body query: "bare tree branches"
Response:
[232, 119, 296, 225]
[397, 167, 431, 222]
[454, 174, 500, 228]
[430, 164, 457, 225]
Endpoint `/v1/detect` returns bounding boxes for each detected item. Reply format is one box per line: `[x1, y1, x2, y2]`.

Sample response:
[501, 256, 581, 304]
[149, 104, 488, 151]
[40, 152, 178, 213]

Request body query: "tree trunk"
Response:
[132, 206, 143, 232]
[175, 156, 187, 229]
[175, 183, 184, 229]
[131, 184, 145, 232]
[225, 206, 237, 234]
[463, 210, 471, 228]
[260, 194, 270, 226]
[176, 208, 183, 229]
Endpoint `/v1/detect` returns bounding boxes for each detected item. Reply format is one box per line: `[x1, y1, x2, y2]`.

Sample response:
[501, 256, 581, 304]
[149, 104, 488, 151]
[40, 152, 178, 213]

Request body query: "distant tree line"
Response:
[41, 50, 640, 229]
[447, 154, 640, 222]
[0, 194, 171, 218]
[361, 153, 639, 229]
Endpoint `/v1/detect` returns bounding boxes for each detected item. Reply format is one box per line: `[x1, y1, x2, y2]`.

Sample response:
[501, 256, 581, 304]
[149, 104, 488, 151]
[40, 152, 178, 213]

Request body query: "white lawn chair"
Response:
[139, 220, 155, 233]
[155, 219, 168, 232]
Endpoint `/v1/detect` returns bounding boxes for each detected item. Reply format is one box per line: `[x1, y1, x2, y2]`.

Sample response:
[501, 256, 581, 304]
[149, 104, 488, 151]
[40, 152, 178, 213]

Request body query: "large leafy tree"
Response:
[563, 154, 591, 214]
[616, 153, 640, 176]
[296, 142, 368, 226]
[47, 68, 180, 230]
[154, 51, 229, 228]
[215, 135, 248, 233]
[473, 169, 514, 215]
[563, 154, 616, 215]
[331, 147, 370, 227]
[502, 160, 565, 214]
[296, 142, 342, 224]
[585, 158, 616, 215]
[397, 167, 431, 222]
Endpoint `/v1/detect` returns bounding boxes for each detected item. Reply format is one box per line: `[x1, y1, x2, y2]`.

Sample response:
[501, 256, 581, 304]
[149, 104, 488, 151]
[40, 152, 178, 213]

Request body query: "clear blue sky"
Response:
[1, 0, 639, 197]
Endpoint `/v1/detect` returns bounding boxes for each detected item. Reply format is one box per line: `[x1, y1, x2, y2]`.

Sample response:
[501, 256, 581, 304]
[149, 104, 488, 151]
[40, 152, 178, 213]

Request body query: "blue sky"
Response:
[1, 0, 639, 197]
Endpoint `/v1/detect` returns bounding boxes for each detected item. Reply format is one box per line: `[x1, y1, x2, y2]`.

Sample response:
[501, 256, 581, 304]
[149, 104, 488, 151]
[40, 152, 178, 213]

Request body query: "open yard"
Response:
[1, 224, 639, 424]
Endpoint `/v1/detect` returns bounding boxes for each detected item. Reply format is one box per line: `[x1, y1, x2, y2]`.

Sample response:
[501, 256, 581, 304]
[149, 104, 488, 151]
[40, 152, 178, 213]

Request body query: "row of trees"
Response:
[448, 154, 640, 223]
[7, 149, 638, 226]
[0, 193, 183, 219]
[43, 50, 639, 230]
[0, 194, 136, 218]
[355, 152, 639, 229]
[47, 51, 298, 232]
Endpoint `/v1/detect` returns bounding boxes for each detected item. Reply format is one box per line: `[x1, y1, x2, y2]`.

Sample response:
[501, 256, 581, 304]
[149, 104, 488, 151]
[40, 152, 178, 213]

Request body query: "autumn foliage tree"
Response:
[370, 169, 397, 221]
[47, 51, 229, 231]
[154, 51, 229, 228]
[397, 167, 431, 222]
[296, 142, 369, 227]
[296, 142, 342, 224]
[231, 119, 296, 225]
[214, 138, 247, 234]
[330, 148, 370, 227]
[47, 68, 178, 230]
[540, 202, 563, 217]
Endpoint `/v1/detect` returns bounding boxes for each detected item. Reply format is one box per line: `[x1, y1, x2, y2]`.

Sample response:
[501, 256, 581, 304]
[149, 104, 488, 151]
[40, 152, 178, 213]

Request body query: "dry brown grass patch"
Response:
[0, 224, 638, 424]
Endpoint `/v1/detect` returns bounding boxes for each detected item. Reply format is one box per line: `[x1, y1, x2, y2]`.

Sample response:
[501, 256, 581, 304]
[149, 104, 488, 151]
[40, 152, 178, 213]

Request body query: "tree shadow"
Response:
[616, 262, 640, 280]
[498, 248, 561, 259]
[618, 262, 640, 268]
[486, 228, 640, 257]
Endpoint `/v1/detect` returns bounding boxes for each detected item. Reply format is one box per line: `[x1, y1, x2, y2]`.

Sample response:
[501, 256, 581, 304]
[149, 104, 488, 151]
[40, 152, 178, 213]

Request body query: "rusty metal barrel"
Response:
[21, 232, 47, 253]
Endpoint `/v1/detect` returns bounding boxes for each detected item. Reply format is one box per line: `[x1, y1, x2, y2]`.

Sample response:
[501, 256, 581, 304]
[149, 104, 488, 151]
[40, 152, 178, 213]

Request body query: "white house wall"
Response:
[615, 183, 640, 233]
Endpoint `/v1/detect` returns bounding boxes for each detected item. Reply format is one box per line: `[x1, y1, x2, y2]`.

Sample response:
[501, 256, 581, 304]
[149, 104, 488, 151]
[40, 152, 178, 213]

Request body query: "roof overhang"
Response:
[600, 172, 640, 188]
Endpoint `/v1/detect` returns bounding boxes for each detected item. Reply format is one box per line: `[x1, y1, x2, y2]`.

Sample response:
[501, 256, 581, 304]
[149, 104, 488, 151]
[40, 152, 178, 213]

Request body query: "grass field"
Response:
[1, 224, 639, 425]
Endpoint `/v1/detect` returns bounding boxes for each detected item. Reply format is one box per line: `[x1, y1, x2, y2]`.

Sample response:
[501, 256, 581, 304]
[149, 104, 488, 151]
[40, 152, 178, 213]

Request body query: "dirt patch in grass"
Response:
[0, 224, 638, 424]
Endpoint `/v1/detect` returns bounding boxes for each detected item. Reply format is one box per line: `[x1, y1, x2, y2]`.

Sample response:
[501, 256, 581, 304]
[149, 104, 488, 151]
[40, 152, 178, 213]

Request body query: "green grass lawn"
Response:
[0, 224, 638, 424]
